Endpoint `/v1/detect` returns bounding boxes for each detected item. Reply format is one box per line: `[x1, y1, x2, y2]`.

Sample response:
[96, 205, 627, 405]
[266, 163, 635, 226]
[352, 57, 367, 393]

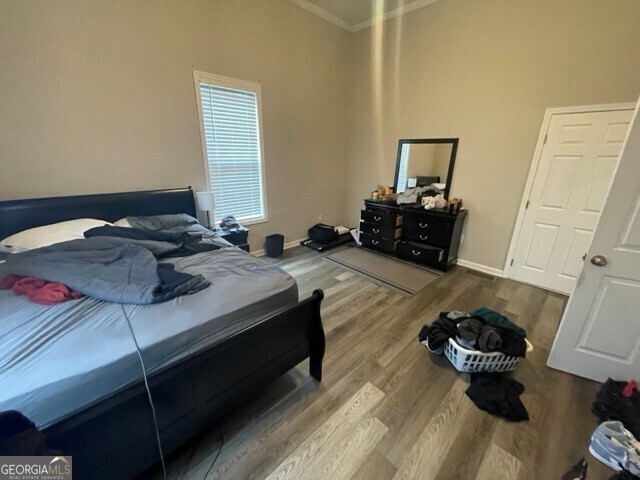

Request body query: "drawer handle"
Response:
[373, 216, 381, 222]
[372, 240, 379, 245]
[412, 249, 421, 256]
[419, 222, 428, 228]
[373, 228, 380, 234]
[420, 234, 428, 241]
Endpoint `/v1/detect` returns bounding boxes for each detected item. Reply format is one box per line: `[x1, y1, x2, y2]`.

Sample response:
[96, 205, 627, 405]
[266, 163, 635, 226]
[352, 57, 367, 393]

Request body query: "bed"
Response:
[0, 187, 325, 479]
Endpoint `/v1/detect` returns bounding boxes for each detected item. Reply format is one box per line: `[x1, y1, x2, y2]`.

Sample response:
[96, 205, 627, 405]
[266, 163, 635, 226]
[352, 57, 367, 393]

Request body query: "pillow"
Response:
[118, 214, 210, 234]
[114, 218, 132, 228]
[1, 218, 113, 250]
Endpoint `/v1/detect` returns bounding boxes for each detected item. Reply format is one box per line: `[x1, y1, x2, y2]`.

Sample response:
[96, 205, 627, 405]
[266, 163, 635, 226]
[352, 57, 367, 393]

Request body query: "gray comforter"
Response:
[5, 237, 210, 304]
[0, 247, 298, 427]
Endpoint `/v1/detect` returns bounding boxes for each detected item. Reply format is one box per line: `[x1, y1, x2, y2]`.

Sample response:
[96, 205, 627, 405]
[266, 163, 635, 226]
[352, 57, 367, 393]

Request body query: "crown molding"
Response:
[351, 0, 440, 31]
[288, 0, 354, 31]
[288, 0, 440, 33]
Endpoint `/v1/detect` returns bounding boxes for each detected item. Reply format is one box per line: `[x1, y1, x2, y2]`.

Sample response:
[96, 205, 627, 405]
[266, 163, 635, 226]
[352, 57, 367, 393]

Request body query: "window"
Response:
[194, 71, 267, 224]
[396, 143, 410, 193]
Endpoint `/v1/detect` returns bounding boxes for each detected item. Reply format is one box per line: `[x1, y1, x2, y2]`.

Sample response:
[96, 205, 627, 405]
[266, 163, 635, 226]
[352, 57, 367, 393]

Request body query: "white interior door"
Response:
[548, 102, 640, 382]
[510, 108, 633, 294]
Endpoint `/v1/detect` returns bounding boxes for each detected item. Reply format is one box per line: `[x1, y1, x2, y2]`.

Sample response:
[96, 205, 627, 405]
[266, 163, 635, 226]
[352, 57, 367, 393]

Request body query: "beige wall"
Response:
[0, 0, 352, 249]
[347, 0, 640, 270]
[3, 0, 640, 266]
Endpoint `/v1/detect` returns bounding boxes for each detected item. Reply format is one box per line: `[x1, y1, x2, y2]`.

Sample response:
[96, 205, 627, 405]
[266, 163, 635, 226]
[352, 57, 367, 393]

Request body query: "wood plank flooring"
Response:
[144, 245, 612, 479]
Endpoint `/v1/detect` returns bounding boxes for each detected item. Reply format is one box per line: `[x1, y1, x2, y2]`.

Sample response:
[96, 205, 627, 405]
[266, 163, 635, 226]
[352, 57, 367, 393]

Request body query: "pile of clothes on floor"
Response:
[562, 379, 640, 479]
[419, 308, 527, 357]
[591, 379, 640, 476]
[418, 307, 529, 422]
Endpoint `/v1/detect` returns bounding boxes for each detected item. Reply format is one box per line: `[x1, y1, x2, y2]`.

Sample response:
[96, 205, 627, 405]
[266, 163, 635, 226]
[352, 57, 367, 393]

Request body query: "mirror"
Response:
[393, 138, 459, 200]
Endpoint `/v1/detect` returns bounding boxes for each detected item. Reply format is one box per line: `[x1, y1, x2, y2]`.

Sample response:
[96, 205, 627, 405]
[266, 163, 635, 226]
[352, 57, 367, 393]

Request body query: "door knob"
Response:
[590, 255, 608, 267]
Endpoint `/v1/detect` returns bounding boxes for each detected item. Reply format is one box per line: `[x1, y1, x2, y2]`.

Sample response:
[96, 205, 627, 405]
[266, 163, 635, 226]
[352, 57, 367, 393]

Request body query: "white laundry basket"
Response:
[444, 337, 533, 373]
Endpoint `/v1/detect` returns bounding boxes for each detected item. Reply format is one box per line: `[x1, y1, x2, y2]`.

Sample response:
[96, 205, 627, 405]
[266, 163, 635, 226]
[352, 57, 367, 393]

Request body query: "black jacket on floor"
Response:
[465, 373, 529, 422]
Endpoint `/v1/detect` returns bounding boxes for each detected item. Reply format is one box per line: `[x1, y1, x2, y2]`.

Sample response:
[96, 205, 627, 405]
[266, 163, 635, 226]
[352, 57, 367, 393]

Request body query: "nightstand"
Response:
[216, 226, 250, 252]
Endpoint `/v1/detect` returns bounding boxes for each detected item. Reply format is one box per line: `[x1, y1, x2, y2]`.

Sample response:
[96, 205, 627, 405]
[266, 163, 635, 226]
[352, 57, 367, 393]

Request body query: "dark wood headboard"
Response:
[0, 187, 197, 239]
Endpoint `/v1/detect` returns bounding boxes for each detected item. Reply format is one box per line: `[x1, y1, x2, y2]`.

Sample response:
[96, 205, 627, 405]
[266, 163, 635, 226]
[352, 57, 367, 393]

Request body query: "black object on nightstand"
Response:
[216, 226, 250, 252]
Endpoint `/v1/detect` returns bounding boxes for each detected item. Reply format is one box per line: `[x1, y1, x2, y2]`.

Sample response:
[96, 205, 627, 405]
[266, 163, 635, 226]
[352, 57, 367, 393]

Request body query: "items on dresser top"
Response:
[376, 185, 391, 197]
[361, 198, 467, 271]
[397, 186, 425, 205]
[421, 194, 448, 210]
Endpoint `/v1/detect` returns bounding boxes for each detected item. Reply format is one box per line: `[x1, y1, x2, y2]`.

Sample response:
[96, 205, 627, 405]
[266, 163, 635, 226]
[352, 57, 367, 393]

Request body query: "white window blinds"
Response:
[196, 74, 266, 224]
[396, 143, 410, 194]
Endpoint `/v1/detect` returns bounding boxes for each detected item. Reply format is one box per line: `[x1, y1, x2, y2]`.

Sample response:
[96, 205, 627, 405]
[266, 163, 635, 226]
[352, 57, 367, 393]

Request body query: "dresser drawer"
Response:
[402, 228, 449, 248]
[360, 233, 397, 253]
[360, 209, 402, 230]
[360, 221, 401, 239]
[396, 241, 444, 265]
[403, 214, 450, 236]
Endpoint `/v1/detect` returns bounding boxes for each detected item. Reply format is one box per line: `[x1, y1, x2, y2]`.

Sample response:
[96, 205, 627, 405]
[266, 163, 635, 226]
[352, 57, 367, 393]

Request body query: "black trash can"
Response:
[265, 234, 284, 258]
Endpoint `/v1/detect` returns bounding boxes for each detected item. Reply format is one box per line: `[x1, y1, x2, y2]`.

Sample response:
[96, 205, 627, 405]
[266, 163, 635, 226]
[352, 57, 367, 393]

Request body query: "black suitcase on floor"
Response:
[308, 223, 339, 245]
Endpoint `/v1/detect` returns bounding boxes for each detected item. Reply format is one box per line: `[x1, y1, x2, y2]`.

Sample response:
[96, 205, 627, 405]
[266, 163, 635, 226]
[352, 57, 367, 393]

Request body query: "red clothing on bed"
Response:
[0, 274, 83, 305]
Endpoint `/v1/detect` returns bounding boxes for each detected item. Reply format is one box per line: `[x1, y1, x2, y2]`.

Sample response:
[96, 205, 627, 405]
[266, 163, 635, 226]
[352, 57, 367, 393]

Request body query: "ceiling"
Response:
[289, 0, 440, 32]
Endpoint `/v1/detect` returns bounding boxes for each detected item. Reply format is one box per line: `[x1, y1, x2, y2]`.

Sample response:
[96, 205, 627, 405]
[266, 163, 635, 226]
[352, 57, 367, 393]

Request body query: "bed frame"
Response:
[0, 187, 325, 479]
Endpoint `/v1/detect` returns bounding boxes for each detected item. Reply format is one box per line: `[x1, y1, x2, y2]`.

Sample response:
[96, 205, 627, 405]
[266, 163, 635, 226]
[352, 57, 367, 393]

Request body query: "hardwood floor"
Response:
[144, 245, 611, 479]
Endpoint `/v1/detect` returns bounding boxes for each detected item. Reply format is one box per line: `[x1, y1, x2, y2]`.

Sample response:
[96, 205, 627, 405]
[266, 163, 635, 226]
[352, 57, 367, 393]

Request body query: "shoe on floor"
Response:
[561, 458, 588, 480]
[593, 397, 640, 441]
[597, 382, 640, 411]
[601, 379, 640, 400]
[610, 470, 640, 480]
[589, 421, 640, 475]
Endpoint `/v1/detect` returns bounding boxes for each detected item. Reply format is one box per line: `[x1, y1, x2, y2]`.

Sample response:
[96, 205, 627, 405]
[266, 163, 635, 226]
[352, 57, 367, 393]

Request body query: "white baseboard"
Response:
[251, 238, 307, 257]
[457, 259, 504, 277]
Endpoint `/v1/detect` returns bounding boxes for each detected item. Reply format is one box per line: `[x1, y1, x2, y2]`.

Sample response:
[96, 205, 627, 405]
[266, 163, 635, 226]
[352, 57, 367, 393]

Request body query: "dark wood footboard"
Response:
[308, 289, 326, 381]
[43, 289, 325, 480]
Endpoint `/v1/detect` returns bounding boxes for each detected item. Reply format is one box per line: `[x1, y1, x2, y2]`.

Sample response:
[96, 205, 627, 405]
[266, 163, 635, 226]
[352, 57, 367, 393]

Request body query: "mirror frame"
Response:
[393, 138, 459, 200]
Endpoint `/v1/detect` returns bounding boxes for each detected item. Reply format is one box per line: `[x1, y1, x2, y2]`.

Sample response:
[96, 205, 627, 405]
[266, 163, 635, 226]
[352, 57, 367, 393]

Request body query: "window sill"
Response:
[233, 216, 268, 227]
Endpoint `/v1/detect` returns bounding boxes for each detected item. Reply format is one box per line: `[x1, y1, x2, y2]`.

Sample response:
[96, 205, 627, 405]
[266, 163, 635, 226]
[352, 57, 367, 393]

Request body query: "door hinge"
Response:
[525, 200, 530, 209]
[543, 133, 548, 145]
[510, 259, 514, 266]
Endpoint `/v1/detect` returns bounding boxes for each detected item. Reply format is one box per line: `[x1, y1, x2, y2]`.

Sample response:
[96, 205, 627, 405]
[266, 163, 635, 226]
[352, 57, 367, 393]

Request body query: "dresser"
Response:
[361, 199, 467, 271]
